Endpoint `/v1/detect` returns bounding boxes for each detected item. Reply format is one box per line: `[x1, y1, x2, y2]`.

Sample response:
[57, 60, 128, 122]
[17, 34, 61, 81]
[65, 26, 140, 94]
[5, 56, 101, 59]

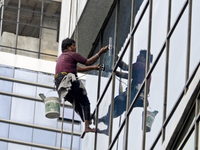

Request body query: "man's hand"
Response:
[99, 45, 109, 54]
[93, 64, 101, 70]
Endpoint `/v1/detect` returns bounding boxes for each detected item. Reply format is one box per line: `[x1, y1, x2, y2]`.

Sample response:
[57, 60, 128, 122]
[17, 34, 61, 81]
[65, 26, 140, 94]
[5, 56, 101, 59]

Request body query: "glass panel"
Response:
[37, 72, 55, 86]
[182, 131, 194, 150]
[32, 147, 49, 150]
[10, 97, 35, 124]
[0, 65, 14, 77]
[101, 7, 116, 80]
[0, 122, 9, 138]
[56, 133, 74, 149]
[57, 121, 81, 133]
[9, 125, 33, 142]
[96, 80, 113, 149]
[1, 21, 17, 54]
[116, 0, 132, 54]
[60, 106, 82, 122]
[3, 5, 18, 22]
[0, 80, 13, 92]
[34, 101, 57, 128]
[0, 95, 11, 119]
[33, 129, 56, 146]
[171, 1, 187, 27]
[190, 0, 200, 76]
[8, 143, 31, 150]
[13, 83, 36, 97]
[167, 7, 188, 116]
[14, 68, 37, 82]
[111, 127, 125, 150]
[151, 0, 168, 62]
[0, 141, 8, 150]
[146, 49, 166, 149]
[71, 135, 81, 150]
[173, 107, 195, 149]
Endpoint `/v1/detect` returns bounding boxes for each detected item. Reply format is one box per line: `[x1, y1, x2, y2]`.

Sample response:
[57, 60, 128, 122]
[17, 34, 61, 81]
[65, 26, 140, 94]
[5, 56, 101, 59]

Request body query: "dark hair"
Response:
[139, 50, 153, 63]
[61, 38, 75, 51]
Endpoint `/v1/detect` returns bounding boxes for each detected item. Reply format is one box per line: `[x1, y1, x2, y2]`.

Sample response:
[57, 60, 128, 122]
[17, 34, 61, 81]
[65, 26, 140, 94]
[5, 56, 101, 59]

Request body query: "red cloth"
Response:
[55, 51, 87, 75]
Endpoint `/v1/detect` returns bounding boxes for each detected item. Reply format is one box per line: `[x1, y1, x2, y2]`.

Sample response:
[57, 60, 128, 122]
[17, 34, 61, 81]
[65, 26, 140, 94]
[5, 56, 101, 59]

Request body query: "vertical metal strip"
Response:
[94, 34, 102, 150]
[38, 0, 44, 59]
[185, 0, 192, 83]
[68, 0, 73, 37]
[70, 99, 75, 150]
[142, 0, 153, 149]
[195, 92, 200, 149]
[124, 0, 135, 149]
[15, 0, 21, 54]
[108, 0, 119, 145]
[0, 0, 4, 43]
[60, 100, 65, 150]
[162, 0, 171, 142]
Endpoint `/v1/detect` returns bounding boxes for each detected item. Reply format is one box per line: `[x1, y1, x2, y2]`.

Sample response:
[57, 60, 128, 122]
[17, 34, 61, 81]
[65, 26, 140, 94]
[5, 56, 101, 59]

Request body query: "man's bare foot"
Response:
[85, 127, 97, 133]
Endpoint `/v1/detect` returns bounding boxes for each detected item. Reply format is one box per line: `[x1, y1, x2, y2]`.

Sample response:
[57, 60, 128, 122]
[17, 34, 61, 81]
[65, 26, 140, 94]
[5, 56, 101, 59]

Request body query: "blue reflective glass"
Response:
[0, 122, 9, 138]
[0, 65, 14, 77]
[0, 141, 8, 150]
[9, 125, 33, 142]
[33, 129, 56, 146]
[0, 95, 11, 119]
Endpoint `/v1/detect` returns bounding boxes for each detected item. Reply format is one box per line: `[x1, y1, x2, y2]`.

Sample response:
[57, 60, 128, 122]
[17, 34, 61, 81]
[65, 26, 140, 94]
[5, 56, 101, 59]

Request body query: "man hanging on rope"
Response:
[54, 38, 108, 133]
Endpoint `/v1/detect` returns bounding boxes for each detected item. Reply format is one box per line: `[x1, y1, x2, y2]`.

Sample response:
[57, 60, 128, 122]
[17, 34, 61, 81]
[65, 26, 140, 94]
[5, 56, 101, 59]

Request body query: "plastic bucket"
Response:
[44, 97, 60, 119]
[142, 110, 158, 132]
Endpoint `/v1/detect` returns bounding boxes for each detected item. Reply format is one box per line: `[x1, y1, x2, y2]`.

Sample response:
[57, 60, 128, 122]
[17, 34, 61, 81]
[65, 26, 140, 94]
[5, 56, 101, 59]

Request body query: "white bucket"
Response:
[142, 110, 158, 132]
[44, 97, 61, 119]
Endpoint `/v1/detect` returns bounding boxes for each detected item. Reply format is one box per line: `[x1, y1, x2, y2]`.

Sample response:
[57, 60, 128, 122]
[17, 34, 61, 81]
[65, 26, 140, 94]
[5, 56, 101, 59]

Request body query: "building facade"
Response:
[0, 0, 200, 150]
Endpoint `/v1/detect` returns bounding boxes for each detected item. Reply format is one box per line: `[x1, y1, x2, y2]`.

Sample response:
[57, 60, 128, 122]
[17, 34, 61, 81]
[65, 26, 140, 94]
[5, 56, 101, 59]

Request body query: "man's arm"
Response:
[77, 65, 100, 72]
[116, 71, 128, 79]
[85, 46, 109, 66]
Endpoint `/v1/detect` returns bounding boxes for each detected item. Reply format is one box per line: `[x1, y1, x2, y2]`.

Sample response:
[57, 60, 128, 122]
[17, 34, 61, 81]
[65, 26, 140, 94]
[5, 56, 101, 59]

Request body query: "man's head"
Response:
[137, 50, 153, 63]
[61, 38, 76, 52]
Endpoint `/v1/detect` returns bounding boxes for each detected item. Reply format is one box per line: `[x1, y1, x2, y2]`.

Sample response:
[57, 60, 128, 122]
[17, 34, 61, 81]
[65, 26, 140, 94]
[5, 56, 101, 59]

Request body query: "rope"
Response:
[60, 99, 65, 150]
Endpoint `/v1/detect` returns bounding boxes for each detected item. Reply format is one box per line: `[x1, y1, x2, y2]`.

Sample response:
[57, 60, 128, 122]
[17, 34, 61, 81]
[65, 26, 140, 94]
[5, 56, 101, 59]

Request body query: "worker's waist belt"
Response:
[55, 72, 68, 79]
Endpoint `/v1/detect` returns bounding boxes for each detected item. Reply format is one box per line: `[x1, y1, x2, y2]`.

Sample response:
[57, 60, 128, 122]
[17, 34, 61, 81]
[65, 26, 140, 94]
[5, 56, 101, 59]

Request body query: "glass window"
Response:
[9, 125, 33, 142]
[8, 143, 31, 150]
[0, 122, 9, 138]
[14, 68, 37, 82]
[56, 133, 80, 149]
[13, 83, 36, 97]
[0, 80, 13, 93]
[190, 0, 200, 76]
[37, 72, 55, 86]
[0, 141, 8, 150]
[167, 7, 188, 116]
[33, 129, 56, 147]
[0, 95, 12, 119]
[10, 97, 35, 124]
[151, 0, 168, 63]
[0, 65, 14, 77]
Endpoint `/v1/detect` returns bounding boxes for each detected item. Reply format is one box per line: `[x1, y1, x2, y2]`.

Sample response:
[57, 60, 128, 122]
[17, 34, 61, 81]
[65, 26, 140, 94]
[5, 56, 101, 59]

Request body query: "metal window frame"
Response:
[0, 0, 60, 60]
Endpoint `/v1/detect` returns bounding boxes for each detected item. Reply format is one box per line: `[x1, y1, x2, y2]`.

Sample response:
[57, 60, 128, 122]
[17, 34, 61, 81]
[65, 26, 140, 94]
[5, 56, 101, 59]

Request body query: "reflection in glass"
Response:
[167, 7, 188, 116]
[151, 0, 168, 63]
[145, 49, 166, 149]
[101, 7, 116, 78]
[190, 0, 200, 76]
[9, 125, 33, 142]
[33, 129, 56, 147]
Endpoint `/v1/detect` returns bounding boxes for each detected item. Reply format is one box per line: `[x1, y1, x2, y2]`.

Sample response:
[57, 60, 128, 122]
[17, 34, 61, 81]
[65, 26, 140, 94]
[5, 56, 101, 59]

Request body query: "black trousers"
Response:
[55, 73, 91, 122]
